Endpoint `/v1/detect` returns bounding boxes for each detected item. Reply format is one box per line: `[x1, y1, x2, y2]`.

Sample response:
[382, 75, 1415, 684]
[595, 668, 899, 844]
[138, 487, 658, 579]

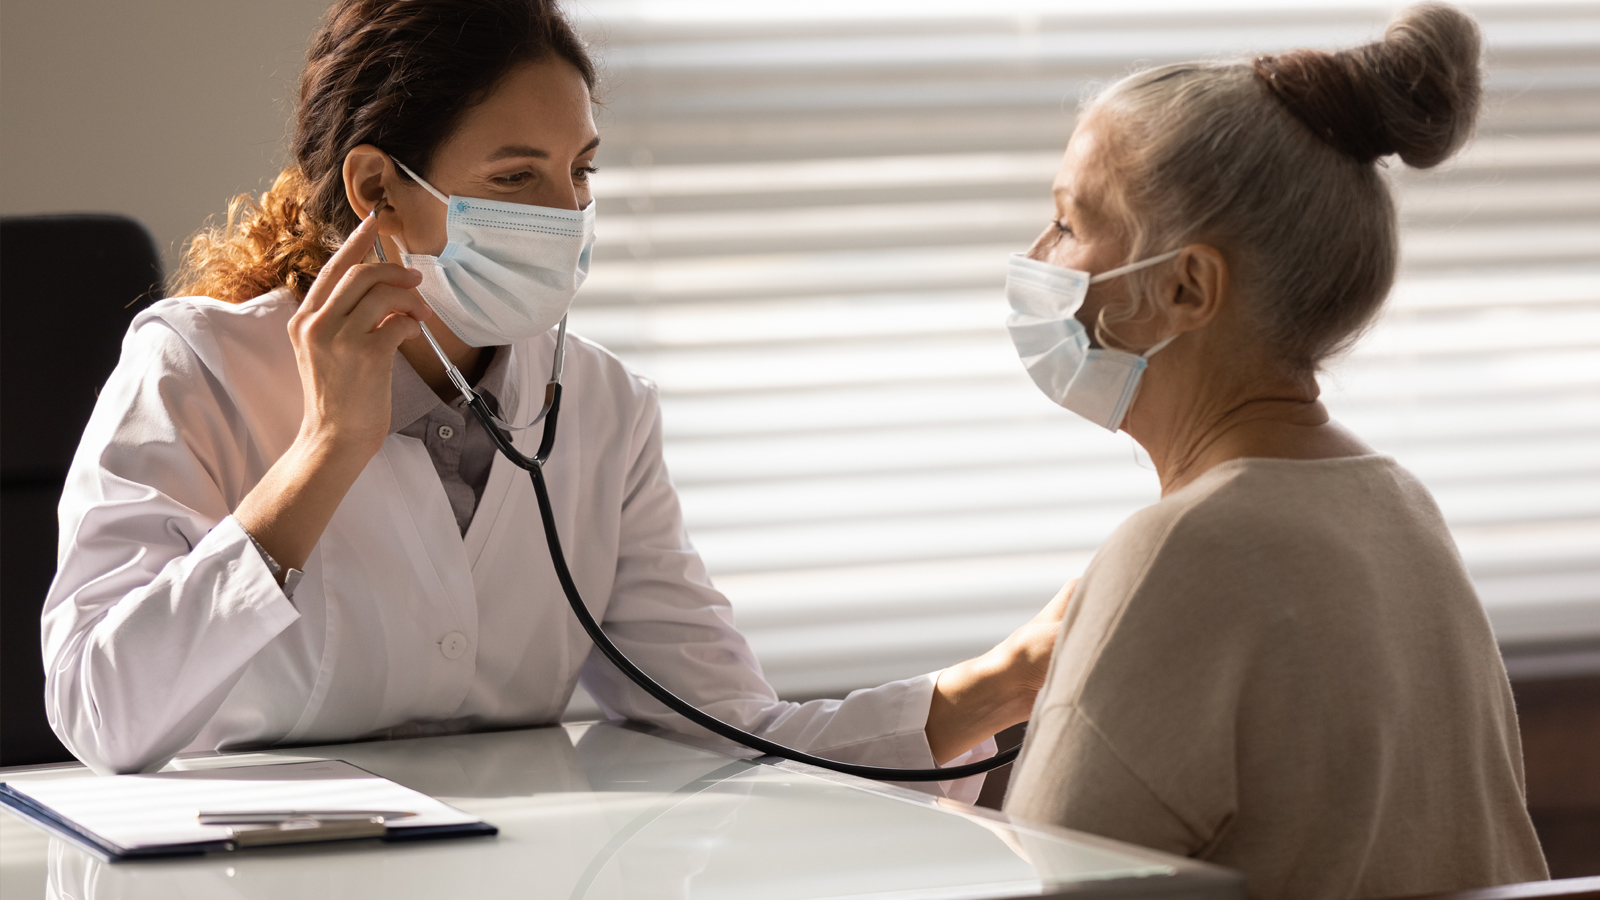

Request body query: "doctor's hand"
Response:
[234, 214, 432, 577]
[288, 212, 431, 456]
[924, 579, 1077, 766]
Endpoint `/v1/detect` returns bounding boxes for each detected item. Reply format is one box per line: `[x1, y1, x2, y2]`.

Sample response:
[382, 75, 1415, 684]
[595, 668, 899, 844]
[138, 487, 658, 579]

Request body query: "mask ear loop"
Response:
[366, 206, 562, 432]
[390, 158, 450, 206]
[1087, 248, 1183, 285]
[1141, 333, 1179, 358]
[1088, 248, 1185, 354]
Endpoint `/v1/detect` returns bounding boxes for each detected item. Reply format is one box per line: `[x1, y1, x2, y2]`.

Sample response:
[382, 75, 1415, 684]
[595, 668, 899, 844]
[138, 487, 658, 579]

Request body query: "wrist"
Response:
[926, 652, 1032, 764]
[970, 643, 1037, 731]
[292, 420, 387, 470]
[236, 427, 376, 575]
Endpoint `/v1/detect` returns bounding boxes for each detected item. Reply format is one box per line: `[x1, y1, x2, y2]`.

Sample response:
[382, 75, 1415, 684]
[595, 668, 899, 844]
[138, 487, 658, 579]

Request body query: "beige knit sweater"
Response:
[1005, 455, 1547, 899]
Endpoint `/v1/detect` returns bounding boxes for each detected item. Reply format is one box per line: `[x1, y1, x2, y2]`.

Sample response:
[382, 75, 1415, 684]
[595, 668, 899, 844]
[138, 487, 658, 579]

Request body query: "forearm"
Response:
[925, 647, 1035, 765]
[237, 214, 424, 573]
[44, 517, 300, 773]
[927, 578, 1076, 764]
[233, 433, 374, 575]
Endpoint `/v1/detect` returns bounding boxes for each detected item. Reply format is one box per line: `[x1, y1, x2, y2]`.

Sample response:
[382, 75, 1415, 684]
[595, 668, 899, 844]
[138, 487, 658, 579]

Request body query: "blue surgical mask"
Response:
[1005, 249, 1181, 431]
[391, 158, 594, 347]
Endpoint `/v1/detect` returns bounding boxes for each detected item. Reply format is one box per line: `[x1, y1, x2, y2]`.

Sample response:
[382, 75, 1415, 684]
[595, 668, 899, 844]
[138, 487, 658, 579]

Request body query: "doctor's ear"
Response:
[1165, 244, 1229, 335]
[341, 144, 401, 224]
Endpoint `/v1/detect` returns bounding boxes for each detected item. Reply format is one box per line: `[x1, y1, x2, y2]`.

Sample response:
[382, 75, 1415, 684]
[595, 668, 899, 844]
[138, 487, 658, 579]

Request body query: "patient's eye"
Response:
[1052, 218, 1075, 237]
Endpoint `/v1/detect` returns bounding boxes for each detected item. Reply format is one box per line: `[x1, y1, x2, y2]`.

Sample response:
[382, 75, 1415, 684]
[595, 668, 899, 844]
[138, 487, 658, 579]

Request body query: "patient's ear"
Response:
[1167, 244, 1229, 335]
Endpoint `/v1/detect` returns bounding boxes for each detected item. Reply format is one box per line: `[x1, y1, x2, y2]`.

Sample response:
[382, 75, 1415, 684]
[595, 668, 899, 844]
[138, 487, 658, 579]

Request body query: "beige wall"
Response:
[0, 0, 331, 279]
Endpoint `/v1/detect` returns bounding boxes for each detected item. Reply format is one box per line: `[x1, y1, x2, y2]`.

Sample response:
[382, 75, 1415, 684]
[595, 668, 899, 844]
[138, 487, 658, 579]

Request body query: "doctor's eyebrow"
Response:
[486, 137, 601, 162]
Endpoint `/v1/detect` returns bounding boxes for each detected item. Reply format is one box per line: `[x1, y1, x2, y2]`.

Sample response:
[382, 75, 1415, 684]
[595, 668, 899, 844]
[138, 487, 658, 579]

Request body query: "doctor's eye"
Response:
[573, 165, 599, 183]
[491, 171, 534, 187]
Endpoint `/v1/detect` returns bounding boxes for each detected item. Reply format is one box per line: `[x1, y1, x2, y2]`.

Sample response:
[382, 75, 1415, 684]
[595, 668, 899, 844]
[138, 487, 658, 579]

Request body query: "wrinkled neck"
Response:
[1124, 337, 1341, 495]
[1149, 393, 1328, 494]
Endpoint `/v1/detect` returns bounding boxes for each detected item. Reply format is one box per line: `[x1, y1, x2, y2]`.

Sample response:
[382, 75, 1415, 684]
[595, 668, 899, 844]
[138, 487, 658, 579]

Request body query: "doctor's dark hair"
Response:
[174, 0, 596, 303]
[1088, 2, 1480, 371]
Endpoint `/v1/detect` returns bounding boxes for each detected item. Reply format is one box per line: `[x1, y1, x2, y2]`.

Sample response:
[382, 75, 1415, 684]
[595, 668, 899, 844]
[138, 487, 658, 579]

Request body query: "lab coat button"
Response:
[440, 632, 468, 660]
[437, 425, 455, 440]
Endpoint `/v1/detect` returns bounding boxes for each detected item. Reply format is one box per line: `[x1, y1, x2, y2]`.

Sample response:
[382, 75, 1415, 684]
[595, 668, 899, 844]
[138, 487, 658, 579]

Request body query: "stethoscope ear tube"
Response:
[462, 371, 1020, 783]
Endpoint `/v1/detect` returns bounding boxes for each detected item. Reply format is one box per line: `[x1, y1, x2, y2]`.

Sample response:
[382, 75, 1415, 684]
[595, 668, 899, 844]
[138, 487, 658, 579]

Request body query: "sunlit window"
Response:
[566, 0, 1600, 705]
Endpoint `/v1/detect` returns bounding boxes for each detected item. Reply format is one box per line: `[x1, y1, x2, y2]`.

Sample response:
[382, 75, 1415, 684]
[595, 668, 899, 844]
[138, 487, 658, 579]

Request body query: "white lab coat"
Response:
[42, 289, 991, 798]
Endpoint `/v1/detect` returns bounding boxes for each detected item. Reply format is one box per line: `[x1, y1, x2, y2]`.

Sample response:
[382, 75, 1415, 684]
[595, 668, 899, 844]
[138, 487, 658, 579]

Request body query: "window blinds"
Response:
[565, 1, 1600, 705]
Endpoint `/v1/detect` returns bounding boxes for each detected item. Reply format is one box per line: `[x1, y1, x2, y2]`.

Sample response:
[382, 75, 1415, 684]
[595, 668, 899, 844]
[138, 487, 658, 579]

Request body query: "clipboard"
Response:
[0, 759, 497, 861]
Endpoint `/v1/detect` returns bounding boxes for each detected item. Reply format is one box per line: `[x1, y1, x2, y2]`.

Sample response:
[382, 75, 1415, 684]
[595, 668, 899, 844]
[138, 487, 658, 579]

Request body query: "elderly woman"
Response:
[1000, 3, 1547, 897]
[42, 0, 1064, 791]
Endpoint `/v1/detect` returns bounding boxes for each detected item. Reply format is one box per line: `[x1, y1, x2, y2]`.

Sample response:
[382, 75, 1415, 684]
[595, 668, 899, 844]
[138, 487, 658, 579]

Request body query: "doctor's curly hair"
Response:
[173, 0, 596, 303]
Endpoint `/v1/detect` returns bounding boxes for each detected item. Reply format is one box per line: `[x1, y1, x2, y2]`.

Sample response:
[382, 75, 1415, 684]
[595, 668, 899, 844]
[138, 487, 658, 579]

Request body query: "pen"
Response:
[197, 810, 417, 825]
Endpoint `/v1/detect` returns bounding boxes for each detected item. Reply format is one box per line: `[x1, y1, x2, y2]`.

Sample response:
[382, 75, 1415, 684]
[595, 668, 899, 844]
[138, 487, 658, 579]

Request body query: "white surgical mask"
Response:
[391, 158, 594, 347]
[1005, 249, 1182, 431]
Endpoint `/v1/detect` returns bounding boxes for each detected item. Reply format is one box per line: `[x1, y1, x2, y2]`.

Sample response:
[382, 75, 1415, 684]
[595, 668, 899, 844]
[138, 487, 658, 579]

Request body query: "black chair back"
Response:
[1, 214, 163, 766]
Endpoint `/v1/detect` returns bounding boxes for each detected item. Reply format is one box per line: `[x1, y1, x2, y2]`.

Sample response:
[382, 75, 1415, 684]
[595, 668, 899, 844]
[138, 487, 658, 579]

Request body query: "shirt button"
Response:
[440, 632, 468, 660]
[437, 424, 455, 440]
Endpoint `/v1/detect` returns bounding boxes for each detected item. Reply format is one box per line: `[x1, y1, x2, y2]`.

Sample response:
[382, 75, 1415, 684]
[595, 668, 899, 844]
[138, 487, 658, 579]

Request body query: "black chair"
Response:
[1, 214, 163, 767]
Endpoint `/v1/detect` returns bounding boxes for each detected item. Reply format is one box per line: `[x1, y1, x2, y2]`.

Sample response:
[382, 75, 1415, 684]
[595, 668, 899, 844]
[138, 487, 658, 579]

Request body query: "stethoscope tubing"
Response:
[463, 380, 1020, 783]
[376, 203, 1018, 780]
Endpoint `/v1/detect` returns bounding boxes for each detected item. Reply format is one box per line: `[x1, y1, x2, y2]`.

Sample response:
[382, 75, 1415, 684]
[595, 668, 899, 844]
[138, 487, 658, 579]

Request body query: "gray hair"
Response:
[1087, 2, 1483, 371]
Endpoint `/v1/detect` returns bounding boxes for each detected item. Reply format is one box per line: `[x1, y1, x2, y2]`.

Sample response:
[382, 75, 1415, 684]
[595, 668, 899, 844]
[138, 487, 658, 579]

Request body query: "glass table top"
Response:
[0, 723, 1241, 899]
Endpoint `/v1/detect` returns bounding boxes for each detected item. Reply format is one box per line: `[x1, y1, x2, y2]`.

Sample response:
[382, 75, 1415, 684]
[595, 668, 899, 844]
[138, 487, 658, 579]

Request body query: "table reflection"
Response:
[28, 723, 1204, 900]
[44, 725, 762, 900]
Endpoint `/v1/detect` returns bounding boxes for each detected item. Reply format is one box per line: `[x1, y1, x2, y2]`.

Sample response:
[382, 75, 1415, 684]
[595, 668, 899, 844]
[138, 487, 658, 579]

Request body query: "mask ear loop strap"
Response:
[390, 158, 450, 206]
[1087, 248, 1182, 284]
[1088, 248, 1185, 356]
[1141, 333, 1179, 358]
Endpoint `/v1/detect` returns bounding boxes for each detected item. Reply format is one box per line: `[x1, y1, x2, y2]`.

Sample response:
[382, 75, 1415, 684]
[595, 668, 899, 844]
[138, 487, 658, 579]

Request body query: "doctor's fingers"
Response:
[292, 282, 426, 361]
[370, 307, 427, 348]
[338, 281, 433, 338]
[300, 213, 382, 313]
[313, 262, 425, 323]
[359, 292, 433, 351]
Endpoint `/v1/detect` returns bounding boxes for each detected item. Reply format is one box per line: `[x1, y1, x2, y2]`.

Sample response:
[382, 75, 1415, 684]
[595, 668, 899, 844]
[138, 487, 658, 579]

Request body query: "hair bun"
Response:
[1253, 2, 1482, 168]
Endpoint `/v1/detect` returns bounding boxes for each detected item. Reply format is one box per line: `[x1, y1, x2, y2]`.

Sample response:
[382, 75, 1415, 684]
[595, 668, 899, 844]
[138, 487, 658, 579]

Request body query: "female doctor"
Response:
[41, 0, 1063, 790]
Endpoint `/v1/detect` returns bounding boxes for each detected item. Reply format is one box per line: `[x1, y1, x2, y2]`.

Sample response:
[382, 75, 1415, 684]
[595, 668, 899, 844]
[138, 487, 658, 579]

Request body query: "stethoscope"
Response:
[374, 217, 1019, 783]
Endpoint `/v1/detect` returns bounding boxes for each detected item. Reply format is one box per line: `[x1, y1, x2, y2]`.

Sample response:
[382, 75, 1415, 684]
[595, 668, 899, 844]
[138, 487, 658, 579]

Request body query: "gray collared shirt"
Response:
[390, 346, 512, 536]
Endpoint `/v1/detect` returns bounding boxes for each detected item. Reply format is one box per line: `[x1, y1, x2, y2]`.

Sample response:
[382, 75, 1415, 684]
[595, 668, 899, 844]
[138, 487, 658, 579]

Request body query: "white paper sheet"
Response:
[3, 760, 480, 852]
